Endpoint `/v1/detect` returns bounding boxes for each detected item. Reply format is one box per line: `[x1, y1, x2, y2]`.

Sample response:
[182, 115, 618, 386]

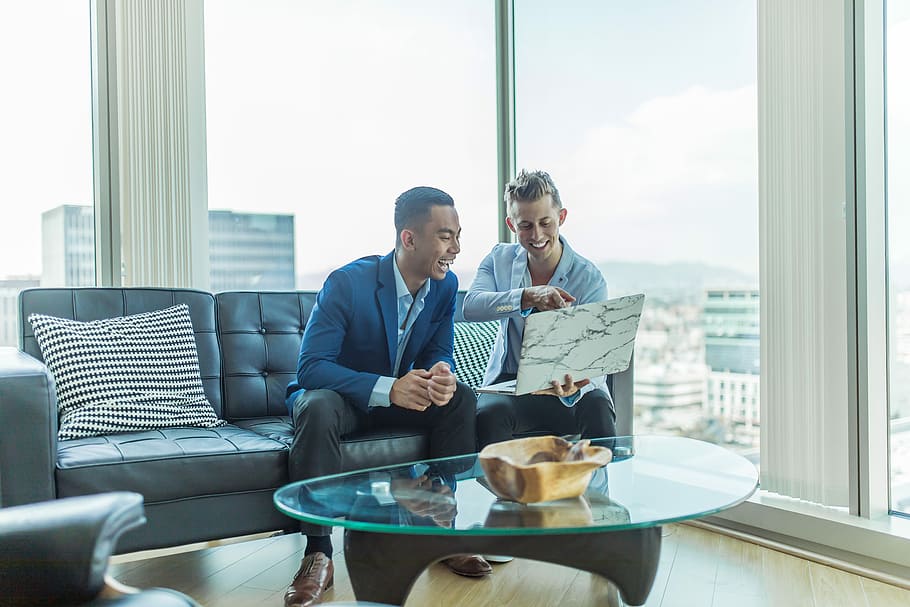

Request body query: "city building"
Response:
[633, 361, 707, 438]
[208, 210, 295, 291]
[633, 296, 709, 436]
[41, 206, 296, 292]
[703, 289, 760, 435]
[40, 205, 95, 288]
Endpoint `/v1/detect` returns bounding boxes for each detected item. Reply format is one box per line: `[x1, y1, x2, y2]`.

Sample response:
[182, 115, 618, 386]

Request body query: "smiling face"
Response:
[506, 194, 567, 265]
[398, 204, 461, 289]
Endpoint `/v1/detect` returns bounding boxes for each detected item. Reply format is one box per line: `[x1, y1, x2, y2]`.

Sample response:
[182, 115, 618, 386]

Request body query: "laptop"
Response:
[476, 293, 645, 396]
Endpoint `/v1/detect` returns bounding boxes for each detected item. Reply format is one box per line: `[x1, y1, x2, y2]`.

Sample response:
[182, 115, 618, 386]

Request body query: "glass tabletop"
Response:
[273, 436, 758, 536]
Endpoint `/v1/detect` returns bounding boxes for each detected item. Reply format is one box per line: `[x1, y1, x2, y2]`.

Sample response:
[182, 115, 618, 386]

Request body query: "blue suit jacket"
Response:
[286, 252, 458, 413]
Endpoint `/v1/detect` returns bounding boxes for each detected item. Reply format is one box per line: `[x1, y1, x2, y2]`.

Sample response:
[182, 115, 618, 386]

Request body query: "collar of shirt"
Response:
[393, 257, 431, 331]
[547, 235, 576, 284]
[391, 257, 431, 376]
[506, 235, 576, 373]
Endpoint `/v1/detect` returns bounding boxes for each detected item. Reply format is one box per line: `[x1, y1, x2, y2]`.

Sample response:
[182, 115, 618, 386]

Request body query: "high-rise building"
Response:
[633, 298, 707, 431]
[635, 364, 706, 409]
[40, 206, 296, 291]
[41, 205, 95, 287]
[703, 289, 760, 437]
[208, 210, 295, 291]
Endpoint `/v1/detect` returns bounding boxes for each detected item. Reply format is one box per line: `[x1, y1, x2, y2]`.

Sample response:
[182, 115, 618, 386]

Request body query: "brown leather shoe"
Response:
[442, 554, 492, 578]
[284, 552, 334, 607]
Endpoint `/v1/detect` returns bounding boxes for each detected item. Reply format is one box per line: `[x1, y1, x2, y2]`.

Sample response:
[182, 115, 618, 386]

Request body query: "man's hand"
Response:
[427, 361, 456, 406]
[390, 370, 433, 411]
[521, 286, 576, 311]
[531, 374, 591, 398]
[390, 475, 457, 527]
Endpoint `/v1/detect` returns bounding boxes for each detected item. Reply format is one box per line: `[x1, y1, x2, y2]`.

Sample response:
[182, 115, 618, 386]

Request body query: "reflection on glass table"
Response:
[274, 436, 757, 606]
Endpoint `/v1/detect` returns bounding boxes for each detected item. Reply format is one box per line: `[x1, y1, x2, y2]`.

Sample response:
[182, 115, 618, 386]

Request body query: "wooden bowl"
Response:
[479, 436, 613, 504]
[484, 496, 594, 528]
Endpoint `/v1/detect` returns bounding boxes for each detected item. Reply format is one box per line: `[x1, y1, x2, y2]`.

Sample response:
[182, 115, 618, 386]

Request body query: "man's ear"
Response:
[505, 216, 517, 234]
[558, 208, 567, 226]
[400, 228, 416, 250]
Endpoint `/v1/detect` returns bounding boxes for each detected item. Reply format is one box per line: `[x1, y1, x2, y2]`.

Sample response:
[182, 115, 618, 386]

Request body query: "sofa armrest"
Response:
[0, 492, 146, 606]
[0, 347, 58, 507]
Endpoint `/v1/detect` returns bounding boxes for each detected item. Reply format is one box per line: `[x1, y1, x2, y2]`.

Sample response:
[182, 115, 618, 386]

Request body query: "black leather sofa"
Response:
[0, 287, 633, 554]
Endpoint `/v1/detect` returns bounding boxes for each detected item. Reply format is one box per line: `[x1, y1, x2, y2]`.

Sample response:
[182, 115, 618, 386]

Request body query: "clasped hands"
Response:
[390, 475, 456, 528]
[390, 361, 455, 411]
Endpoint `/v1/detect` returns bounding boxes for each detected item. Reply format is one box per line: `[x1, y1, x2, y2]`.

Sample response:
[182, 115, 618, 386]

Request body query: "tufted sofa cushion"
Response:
[215, 291, 316, 420]
[55, 426, 287, 503]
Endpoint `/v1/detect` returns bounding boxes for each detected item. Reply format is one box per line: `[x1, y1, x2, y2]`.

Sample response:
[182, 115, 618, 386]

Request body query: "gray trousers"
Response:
[288, 382, 477, 536]
[476, 374, 616, 449]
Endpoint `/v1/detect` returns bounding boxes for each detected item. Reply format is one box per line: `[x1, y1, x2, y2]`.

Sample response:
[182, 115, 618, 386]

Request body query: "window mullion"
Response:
[90, 0, 120, 287]
[847, 0, 889, 519]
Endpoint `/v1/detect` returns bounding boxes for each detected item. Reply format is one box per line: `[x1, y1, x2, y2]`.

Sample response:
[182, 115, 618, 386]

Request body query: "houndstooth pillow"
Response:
[452, 320, 499, 390]
[28, 304, 226, 440]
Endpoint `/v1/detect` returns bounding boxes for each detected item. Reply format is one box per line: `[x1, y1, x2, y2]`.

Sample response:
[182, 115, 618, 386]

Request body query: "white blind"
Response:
[112, 0, 208, 288]
[758, 0, 849, 506]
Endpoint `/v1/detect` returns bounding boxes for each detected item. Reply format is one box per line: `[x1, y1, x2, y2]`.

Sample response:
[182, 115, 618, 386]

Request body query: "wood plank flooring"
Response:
[109, 524, 910, 606]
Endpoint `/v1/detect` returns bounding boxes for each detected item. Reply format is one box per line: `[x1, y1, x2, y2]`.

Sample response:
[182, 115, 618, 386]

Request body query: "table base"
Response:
[343, 526, 661, 606]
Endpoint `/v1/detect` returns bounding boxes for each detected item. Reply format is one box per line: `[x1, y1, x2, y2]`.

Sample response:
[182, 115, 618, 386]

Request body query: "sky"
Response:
[0, 0, 906, 289]
[0, 1, 94, 278]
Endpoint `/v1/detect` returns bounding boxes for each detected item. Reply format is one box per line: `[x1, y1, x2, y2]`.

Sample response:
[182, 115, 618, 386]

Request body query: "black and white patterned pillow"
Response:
[28, 304, 226, 440]
[453, 320, 499, 390]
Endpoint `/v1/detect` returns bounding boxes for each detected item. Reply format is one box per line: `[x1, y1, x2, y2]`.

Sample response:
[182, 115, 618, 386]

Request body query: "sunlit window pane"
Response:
[0, 1, 94, 345]
[887, 0, 910, 515]
[514, 0, 758, 463]
[203, 0, 498, 291]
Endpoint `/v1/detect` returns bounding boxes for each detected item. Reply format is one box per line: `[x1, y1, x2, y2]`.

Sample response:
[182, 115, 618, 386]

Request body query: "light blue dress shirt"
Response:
[368, 257, 431, 408]
[463, 236, 609, 407]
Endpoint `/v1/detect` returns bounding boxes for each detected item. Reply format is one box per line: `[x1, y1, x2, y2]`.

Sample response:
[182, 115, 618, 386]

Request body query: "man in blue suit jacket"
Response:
[282, 187, 483, 607]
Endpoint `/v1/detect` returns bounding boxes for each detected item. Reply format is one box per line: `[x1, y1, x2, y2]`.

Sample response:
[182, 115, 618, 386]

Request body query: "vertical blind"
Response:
[113, 0, 208, 288]
[759, 0, 849, 506]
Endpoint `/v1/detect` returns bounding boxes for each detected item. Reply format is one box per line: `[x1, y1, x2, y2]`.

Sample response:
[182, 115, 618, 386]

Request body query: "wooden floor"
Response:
[109, 524, 910, 606]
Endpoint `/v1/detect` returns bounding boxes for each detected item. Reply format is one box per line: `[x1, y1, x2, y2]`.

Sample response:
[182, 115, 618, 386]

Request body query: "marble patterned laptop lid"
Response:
[513, 293, 645, 395]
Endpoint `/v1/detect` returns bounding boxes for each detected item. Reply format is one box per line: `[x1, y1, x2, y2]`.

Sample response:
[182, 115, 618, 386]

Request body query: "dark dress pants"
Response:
[289, 381, 477, 536]
[476, 374, 616, 449]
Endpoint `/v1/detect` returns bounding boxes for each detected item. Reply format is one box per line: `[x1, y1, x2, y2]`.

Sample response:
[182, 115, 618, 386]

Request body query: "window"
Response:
[203, 0, 498, 291]
[14, 0, 900, 574]
[0, 1, 94, 345]
[887, 0, 910, 515]
[514, 0, 758, 461]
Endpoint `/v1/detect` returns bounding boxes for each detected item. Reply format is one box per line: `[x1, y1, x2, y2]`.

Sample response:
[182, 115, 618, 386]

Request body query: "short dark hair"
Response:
[504, 169, 562, 217]
[394, 186, 455, 238]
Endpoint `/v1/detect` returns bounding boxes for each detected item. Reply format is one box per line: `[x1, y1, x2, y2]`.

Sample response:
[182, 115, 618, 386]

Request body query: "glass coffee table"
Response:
[274, 436, 758, 606]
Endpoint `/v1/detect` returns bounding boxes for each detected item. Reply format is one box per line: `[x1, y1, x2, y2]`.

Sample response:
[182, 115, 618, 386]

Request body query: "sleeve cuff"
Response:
[559, 391, 582, 407]
[369, 376, 396, 408]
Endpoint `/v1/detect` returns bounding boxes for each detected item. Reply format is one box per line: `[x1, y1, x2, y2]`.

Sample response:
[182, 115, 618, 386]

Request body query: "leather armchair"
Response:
[0, 492, 199, 607]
